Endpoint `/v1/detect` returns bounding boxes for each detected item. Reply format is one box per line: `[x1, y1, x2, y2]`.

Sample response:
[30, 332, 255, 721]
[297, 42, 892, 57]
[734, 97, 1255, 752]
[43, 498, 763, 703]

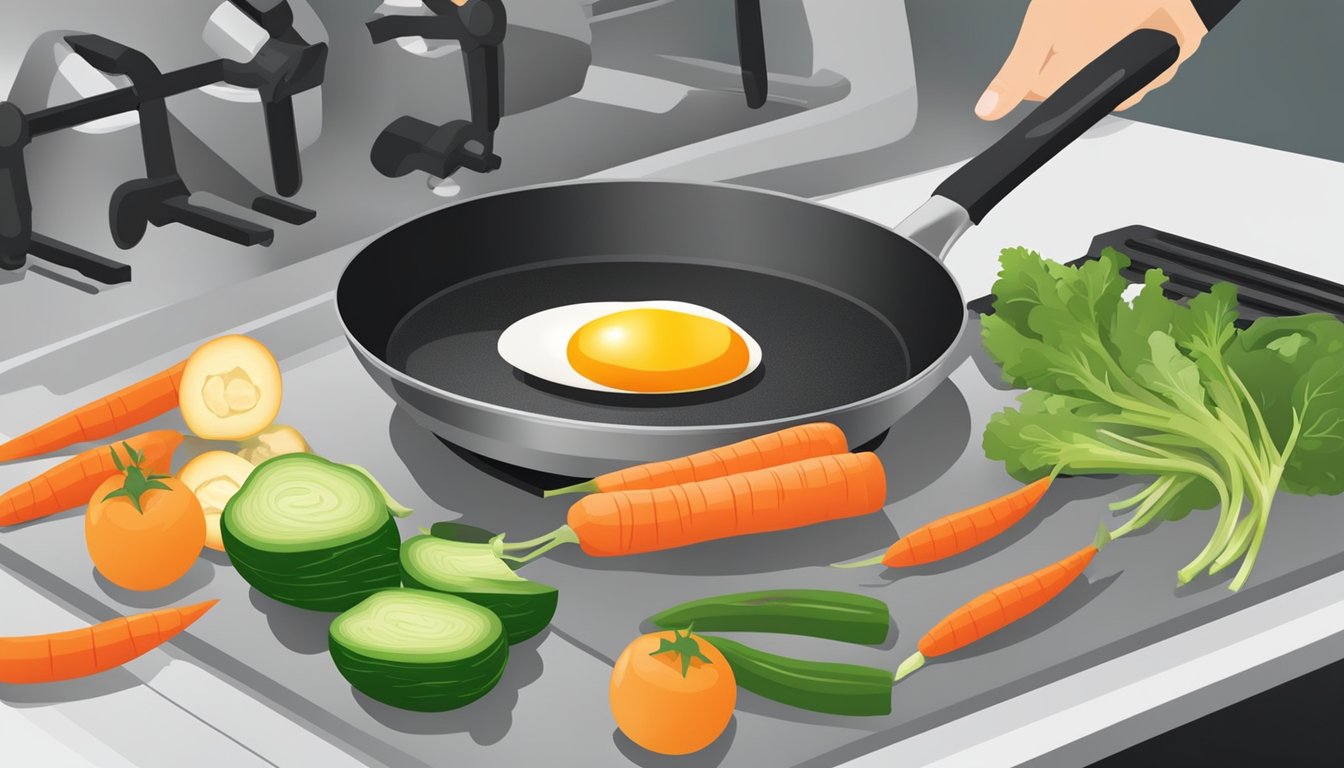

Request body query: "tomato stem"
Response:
[648, 626, 712, 677]
[101, 442, 171, 514]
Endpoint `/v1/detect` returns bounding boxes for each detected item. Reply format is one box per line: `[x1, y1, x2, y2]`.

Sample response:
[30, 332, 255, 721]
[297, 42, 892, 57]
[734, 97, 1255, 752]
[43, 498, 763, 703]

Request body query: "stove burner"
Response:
[367, 0, 507, 184]
[0, 0, 326, 285]
[734, 0, 768, 109]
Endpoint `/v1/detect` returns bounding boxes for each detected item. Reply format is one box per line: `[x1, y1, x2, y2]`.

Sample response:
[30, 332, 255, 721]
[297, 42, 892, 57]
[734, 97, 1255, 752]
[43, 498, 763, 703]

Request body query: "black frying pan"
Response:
[338, 30, 1181, 476]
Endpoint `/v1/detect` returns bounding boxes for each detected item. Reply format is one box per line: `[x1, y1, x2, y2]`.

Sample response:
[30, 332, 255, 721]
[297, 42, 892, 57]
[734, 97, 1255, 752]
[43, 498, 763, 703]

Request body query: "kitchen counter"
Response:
[2, 118, 1342, 767]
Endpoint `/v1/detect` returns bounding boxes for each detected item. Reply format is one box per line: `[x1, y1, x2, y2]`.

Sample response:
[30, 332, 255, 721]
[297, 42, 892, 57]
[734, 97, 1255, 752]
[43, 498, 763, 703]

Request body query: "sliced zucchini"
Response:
[400, 534, 558, 644]
[221, 454, 401, 611]
[329, 588, 509, 712]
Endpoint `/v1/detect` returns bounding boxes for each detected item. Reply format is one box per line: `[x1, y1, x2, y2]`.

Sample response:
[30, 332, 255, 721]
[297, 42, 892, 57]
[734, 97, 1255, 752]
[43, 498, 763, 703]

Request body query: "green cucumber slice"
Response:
[329, 589, 508, 711]
[222, 454, 401, 611]
[400, 534, 558, 644]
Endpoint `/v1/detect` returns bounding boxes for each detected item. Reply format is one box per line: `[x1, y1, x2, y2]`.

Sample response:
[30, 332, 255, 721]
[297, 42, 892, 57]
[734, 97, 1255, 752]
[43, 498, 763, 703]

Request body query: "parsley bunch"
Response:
[982, 247, 1344, 591]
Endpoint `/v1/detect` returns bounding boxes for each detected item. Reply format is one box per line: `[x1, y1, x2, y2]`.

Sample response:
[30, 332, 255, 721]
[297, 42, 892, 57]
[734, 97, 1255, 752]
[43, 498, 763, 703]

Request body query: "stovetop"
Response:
[7, 262, 1344, 768]
[0, 0, 941, 364]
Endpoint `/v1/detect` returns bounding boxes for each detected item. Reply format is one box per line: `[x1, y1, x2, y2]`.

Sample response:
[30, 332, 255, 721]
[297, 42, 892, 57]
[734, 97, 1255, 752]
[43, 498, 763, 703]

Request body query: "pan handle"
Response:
[896, 28, 1180, 260]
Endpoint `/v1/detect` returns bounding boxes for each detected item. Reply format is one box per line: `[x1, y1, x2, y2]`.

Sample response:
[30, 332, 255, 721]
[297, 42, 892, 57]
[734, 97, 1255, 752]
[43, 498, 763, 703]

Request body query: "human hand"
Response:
[975, 0, 1208, 120]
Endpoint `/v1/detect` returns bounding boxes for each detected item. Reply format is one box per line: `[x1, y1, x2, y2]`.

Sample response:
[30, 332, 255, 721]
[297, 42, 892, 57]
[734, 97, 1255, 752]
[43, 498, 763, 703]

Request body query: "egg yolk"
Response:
[567, 309, 750, 392]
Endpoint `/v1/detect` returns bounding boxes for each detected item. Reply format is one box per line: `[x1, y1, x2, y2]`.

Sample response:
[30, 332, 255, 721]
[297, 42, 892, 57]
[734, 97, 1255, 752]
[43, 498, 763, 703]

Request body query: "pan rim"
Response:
[336, 177, 969, 436]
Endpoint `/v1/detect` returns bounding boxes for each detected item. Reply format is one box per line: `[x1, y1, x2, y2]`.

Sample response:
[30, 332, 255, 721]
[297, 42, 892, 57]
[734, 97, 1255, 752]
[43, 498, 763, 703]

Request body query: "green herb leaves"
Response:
[982, 247, 1344, 591]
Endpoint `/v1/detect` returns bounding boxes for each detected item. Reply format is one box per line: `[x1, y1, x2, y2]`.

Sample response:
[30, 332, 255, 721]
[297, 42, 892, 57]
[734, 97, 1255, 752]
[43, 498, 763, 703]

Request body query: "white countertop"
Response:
[3, 117, 1342, 767]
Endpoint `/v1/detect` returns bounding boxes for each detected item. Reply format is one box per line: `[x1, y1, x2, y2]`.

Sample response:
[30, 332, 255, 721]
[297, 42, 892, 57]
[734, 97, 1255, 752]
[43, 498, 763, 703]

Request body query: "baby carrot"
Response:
[0, 599, 217, 684]
[893, 524, 1110, 682]
[0, 431, 183, 527]
[0, 360, 187, 463]
[834, 477, 1053, 569]
[547, 452, 884, 558]
[543, 422, 848, 497]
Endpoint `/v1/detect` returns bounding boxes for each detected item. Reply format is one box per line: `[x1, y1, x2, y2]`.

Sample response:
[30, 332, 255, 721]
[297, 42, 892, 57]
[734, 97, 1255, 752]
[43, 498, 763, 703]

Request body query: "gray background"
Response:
[745, 0, 1343, 196]
[916, 0, 1343, 161]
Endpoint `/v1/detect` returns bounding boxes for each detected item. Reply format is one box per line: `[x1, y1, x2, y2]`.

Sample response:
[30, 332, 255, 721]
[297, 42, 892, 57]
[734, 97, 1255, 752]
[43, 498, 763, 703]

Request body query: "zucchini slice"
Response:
[330, 589, 509, 712]
[400, 534, 558, 644]
[222, 454, 401, 611]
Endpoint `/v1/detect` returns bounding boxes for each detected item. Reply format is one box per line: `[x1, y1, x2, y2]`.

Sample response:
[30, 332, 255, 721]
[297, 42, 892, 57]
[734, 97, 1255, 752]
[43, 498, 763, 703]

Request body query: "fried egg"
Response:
[497, 301, 762, 394]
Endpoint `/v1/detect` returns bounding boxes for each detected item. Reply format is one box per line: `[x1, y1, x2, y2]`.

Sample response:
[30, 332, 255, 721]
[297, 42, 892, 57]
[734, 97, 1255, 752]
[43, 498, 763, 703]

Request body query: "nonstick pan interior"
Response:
[384, 258, 909, 427]
[338, 181, 965, 433]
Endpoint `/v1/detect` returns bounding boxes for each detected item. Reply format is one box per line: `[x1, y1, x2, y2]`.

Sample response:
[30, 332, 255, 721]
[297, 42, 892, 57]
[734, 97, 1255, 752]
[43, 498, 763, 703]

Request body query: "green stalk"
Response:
[1061, 434, 1227, 498]
[1227, 366, 1284, 467]
[1228, 492, 1273, 592]
[1177, 473, 1244, 584]
[1211, 415, 1298, 589]
[496, 526, 581, 565]
[1112, 475, 1192, 538]
[1109, 476, 1169, 513]
[1208, 500, 1259, 576]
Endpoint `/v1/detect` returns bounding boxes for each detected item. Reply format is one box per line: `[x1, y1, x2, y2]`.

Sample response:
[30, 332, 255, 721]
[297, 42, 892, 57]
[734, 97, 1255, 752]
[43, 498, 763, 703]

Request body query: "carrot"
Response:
[543, 422, 848, 497]
[0, 430, 183, 528]
[0, 599, 216, 684]
[500, 453, 886, 562]
[0, 360, 187, 463]
[834, 477, 1053, 569]
[893, 524, 1110, 682]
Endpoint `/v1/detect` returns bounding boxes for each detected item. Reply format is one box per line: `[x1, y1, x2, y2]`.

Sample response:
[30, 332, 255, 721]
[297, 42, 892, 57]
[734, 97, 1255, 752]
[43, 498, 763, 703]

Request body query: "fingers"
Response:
[1115, 63, 1180, 110]
[1026, 50, 1091, 101]
[1112, 2, 1206, 110]
[975, 16, 1053, 120]
[1157, 1, 1208, 64]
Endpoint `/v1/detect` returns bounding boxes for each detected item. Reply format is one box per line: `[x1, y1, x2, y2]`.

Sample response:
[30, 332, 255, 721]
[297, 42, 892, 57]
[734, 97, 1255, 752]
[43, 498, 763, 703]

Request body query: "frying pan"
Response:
[338, 29, 1181, 477]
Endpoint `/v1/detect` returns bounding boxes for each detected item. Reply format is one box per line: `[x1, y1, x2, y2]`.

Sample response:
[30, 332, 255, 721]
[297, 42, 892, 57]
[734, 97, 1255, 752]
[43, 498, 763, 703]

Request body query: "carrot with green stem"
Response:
[0, 599, 217, 684]
[0, 361, 187, 463]
[543, 422, 848, 497]
[0, 431, 184, 527]
[893, 523, 1111, 682]
[833, 476, 1054, 569]
[500, 452, 885, 561]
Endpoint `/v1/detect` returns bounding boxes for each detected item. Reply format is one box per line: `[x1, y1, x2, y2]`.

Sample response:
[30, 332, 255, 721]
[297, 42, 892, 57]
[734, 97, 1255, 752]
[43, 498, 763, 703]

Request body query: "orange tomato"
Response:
[610, 629, 736, 755]
[86, 475, 205, 591]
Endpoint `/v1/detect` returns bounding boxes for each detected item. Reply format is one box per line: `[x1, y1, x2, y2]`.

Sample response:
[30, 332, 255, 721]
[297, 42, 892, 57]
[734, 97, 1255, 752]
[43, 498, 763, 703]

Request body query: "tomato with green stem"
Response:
[610, 628, 736, 755]
[86, 442, 205, 591]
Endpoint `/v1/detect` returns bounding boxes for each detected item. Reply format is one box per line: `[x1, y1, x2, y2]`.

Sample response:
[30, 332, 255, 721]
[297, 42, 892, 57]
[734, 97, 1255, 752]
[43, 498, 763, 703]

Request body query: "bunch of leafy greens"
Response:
[982, 247, 1344, 591]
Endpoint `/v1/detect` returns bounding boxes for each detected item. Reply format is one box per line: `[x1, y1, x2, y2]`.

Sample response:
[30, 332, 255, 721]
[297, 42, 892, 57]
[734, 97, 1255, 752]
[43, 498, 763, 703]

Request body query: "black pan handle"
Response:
[934, 28, 1179, 224]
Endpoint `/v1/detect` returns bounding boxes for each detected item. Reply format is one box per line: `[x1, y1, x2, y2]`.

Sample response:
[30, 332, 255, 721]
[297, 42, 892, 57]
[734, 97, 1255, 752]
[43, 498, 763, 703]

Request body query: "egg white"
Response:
[497, 300, 763, 394]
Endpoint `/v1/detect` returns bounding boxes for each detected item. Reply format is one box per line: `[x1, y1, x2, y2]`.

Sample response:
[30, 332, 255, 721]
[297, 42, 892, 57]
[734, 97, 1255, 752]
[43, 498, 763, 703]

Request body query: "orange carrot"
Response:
[544, 422, 848, 497]
[0, 599, 216, 684]
[563, 452, 885, 557]
[0, 360, 187, 463]
[0, 431, 183, 528]
[834, 477, 1053, 569]
[893, 524, 1110, 682]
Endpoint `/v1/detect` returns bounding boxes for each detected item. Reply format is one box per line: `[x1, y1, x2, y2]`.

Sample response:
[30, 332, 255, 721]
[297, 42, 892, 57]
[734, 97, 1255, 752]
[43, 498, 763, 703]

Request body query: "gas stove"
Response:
[0, 0, 921, 365]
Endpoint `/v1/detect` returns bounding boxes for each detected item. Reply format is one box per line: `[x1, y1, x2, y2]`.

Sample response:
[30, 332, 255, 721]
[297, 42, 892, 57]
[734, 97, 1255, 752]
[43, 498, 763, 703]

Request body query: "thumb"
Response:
[977, 33, 1050, 121]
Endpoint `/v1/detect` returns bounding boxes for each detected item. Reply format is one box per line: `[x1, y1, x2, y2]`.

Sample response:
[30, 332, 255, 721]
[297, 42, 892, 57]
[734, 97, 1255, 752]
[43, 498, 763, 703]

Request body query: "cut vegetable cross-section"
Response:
[179, 335, 282, 440]
[329, 589, 509, 711]
[400, 534, 558, 644]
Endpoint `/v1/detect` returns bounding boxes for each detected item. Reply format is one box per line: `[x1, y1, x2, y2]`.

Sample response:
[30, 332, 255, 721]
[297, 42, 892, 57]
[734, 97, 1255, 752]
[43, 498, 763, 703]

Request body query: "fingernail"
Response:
[974, 90, 999, 118]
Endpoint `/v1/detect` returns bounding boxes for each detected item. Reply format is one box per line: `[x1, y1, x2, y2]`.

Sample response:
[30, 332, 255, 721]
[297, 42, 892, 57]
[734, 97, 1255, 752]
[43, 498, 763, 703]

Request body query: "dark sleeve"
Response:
[1190, 0, 1240, 30]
